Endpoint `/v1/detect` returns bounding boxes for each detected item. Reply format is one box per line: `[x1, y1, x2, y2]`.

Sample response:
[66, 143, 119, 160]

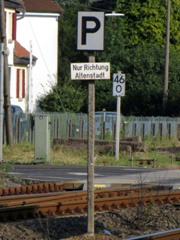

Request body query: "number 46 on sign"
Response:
[113, 73, 126, 97]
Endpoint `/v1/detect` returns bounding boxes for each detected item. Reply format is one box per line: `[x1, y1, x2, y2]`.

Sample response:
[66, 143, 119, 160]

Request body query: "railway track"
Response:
[126, 228, 180, 240]
[0, 182, 64, 196]
[0, 185, 179, 222]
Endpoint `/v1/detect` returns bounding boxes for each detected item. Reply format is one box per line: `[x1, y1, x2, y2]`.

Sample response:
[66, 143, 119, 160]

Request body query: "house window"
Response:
[16, 69, 25, 99]
[8, 12, 16, 41]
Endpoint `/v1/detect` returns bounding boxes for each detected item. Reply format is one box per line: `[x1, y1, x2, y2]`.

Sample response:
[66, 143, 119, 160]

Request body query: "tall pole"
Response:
[0, 0, 6, 161]
[0, 0, 13, 146]
[162, 0, 170, 115]
[0, 43, 4, 161]
[87, 55, 95, 235]
[28, 41, 33, 113]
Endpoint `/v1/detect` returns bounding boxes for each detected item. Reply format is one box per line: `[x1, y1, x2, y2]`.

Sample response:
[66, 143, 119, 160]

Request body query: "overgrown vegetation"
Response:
[38, 84, 86, 112]
[2, 138, 180, 168]
[38, 0, 180, 116]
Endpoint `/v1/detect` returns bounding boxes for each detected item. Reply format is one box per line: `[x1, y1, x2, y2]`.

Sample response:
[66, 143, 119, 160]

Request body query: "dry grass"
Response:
[3, 142, 87, 165]
[3, 143, 34, 163]
[2, 139, 180, 168]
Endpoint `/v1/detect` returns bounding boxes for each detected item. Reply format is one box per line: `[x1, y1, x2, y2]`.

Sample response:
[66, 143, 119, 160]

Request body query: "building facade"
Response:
[16, 0, 62, 112]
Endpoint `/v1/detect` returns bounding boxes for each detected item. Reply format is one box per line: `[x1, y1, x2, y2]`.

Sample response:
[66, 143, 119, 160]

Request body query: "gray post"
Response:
[28, 41, 33, 113]
[0, 0, 13, 146]
[87, 55, 95, 235]
[0, 43, 4, 161]
[115, 96, 121, 160]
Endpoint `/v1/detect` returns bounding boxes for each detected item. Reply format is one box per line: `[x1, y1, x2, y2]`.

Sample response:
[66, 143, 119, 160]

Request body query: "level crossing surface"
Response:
[10, 165, 180, 190]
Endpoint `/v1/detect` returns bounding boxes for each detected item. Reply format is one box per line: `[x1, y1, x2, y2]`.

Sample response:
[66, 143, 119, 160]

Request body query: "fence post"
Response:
[80, 119, 84, 139]
[177, 124, 180, 140]
[15, 117, 21, 143]
[159, 123, 163, 140]
[141, 123, 145, 139]
[167, 123, 171, 139]
[151, 123, 155, 138]
[67, 119, 71, 139]
[3, 120, 6, 145]
[15, 117, 18, 143]
[101, 121, 105, 140]
[54, 119, 59, 139]
[132, 123, 137, 137]
[122, 122, 126, 139]
[112, 122, 116, 140]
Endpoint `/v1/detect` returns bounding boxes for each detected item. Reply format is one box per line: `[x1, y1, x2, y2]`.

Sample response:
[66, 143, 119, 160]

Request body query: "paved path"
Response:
[10, 165, 180, 189]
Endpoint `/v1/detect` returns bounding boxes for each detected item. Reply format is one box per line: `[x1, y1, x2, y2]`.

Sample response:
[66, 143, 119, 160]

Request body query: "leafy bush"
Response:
[37, 83, 86, 113]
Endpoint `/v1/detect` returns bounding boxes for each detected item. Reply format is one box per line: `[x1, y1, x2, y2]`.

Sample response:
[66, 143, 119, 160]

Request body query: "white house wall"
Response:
[16, 13, 59, 111]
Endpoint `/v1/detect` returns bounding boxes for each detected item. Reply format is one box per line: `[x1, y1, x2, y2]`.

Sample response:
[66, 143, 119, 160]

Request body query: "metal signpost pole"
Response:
[77, 11, 105, 235]
[87, 55, 95, 234]
[115, 96, 121, 160]
[115, 71, 122, 161]
[113, 72, 125, 160]
[0, 43, 4, 162]
[71, 60, 110, 235]
[76, 11, 119, 235]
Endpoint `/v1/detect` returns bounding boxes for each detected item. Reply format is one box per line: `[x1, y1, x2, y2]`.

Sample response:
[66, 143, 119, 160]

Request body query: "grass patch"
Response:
[51, 145, 87, 166]
[3, 142, 34, 164]
[132, 151, 180, 168]
[2, 138, 180, 168]
[144, 136, 180, 149]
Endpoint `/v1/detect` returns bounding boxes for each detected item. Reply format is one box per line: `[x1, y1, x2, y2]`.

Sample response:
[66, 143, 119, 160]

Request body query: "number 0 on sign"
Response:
[113, 73, 125, 97]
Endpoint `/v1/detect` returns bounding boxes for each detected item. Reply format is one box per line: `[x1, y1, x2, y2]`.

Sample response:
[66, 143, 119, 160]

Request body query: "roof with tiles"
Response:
[22, 0, 63, 13]
[14, 41, 37, 65]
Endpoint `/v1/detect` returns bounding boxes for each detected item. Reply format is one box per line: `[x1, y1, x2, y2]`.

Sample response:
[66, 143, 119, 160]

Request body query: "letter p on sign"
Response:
[77, 12, 104, 51]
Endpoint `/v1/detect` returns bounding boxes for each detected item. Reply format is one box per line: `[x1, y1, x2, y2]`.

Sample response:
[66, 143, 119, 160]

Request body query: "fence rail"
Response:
[3, 113, 180, 144]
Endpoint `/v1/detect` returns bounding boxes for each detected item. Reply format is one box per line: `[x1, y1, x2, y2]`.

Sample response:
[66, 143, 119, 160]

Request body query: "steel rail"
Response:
[0, 182, 172, 197]
[0, 182, 64, 196]
[1, 183, 172, 203]
[0, 186, 150, 203]
[0, 187, 149, 207]
[0, 190, 179, 221]
[126, 228, 180, 239]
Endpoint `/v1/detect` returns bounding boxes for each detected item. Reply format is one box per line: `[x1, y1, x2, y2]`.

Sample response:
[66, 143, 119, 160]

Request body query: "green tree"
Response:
[37, 83, 86, 113]
[170, 0, 180, 49]
[58, 3, 88, 84]
[49, 0, 180, 116]
[96, 41, 180, 116]
[95, 0, 180, 116]
[116, 0, 180, 49]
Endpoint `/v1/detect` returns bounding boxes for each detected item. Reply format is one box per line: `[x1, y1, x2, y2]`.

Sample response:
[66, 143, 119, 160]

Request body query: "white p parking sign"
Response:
[113, 73, 126, 97]
[77, 12, 104, 51]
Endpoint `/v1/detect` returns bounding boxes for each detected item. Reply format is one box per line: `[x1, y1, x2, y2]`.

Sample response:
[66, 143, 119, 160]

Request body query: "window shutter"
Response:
[16, 69, 20, 98]
[12, 13, 17, 40]
[22, 69, 25, 98]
